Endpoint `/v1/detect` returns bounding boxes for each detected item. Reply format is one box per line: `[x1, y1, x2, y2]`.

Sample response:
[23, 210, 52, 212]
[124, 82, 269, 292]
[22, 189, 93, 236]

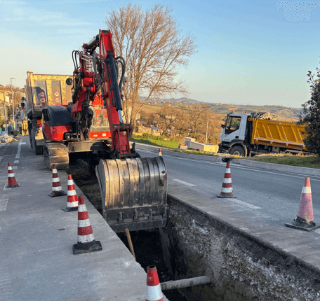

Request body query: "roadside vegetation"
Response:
[247, 153, 320, 169]
[132, 134, 320, 169]
[130, 133, 180, 148]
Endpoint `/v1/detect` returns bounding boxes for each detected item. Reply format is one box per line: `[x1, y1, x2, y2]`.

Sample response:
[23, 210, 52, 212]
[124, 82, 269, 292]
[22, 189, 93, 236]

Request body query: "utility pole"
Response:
[205, 118, 209, 144]
[10, 78, 15, 131]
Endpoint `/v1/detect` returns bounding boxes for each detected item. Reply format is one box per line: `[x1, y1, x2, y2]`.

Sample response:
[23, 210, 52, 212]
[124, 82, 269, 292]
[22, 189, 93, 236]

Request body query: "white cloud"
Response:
[0, 0, 92, 27]
[276, 1, 320, 22]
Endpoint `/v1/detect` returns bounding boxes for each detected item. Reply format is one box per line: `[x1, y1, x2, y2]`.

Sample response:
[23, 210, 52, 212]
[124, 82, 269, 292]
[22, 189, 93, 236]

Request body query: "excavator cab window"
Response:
[42, 109, 50, 122]
[225, 116, 241, 134]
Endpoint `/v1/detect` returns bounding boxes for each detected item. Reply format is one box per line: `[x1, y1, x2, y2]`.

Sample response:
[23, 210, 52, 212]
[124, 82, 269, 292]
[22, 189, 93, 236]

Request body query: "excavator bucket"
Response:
[95, 157, 167, 232]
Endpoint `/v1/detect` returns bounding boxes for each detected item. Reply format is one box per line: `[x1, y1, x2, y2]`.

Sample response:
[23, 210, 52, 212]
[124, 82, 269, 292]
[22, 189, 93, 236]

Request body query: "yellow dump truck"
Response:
[218, 112, 306, 156]
[25, 72, 72, 154]
[20, 118, 29, 136]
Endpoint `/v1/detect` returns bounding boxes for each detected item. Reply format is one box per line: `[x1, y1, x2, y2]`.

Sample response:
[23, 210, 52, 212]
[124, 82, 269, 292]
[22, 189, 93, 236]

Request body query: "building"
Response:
[0, 90, 10, 103]
[0, 102, 7, 122]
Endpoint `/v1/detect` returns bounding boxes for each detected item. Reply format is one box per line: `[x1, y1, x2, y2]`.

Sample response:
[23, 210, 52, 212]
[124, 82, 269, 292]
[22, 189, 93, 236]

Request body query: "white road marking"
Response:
[3, 184, 11, 191]
[0, 198, 9, 211]
[15, 143, 21, 159]
[37, 246, 61, 253]
[12, 166, 17, 170]
[14, 160, 19, 164]
[172, 179, 196, 187]
[0, 265, 13, 300]
[15, 139, 25, 159]
[226, 198, 261, 210]
[136, 148, 320, 182]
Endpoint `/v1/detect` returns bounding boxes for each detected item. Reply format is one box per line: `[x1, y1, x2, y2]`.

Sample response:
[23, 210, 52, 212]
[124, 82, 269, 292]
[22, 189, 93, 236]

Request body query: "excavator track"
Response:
[43, 142, 69, 169]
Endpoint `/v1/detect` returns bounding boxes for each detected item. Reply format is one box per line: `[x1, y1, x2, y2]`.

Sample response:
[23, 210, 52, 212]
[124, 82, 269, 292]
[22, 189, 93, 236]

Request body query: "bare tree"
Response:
[106, 4, 196, 128]
[187, 103, 206, 137]
[155, 105, 178, 135]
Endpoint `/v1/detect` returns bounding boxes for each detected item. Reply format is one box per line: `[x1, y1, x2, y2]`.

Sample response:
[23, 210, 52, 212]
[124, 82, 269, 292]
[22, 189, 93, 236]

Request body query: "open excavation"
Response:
[23, 29, 168, 232]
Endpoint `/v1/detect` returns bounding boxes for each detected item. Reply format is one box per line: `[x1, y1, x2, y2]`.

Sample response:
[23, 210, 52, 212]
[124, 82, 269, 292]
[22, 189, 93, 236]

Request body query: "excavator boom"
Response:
[73, 30, 168, 232]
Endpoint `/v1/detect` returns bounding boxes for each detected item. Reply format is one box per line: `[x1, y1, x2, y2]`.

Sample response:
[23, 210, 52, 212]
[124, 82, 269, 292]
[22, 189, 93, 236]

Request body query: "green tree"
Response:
[299, 71, 320, 156]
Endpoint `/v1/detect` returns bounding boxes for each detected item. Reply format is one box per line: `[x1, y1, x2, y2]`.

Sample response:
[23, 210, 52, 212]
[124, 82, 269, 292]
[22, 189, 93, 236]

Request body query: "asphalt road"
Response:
[3, 139, 319, 228]
[137, 145, 320, 228]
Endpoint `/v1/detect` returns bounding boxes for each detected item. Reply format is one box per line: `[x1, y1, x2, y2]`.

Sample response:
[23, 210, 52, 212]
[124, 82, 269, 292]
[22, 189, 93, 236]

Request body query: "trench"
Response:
[68, 158, 189, 301]
[68, 158, 320, 301]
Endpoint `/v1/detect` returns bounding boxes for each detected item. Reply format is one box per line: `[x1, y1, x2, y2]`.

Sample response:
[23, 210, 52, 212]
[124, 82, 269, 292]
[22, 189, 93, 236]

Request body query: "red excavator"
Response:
[42, 30, 167, 232]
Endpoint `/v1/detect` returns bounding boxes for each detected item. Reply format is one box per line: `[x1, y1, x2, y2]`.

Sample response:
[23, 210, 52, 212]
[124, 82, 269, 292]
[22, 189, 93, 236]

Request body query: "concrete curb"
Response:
[233, 158, 320, 177]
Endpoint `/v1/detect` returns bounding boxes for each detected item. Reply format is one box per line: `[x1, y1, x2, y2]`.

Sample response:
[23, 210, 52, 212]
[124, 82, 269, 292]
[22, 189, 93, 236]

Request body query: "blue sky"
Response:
[1, 0, 320, 108]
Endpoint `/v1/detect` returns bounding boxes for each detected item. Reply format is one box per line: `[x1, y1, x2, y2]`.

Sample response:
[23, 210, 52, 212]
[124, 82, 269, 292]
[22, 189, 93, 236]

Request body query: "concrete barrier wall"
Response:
[160, 195, 320, 301]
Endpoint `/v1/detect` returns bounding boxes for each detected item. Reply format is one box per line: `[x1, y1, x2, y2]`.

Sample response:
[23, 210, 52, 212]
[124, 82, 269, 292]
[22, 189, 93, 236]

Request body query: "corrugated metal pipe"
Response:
[160, 276, 211, 291]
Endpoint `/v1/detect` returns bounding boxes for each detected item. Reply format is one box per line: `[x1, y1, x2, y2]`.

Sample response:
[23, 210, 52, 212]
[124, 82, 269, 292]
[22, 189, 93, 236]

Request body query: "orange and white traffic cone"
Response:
[217, 161, 235, 198]
[73, 196, 102, 255]
[62, 175, 78, 212]
[6, 163, 20, 188]
[159, 148, 162, 157]
[145, 265, 163, 301]
[49, 164, 67, 197]
[285, 177, 320, 231]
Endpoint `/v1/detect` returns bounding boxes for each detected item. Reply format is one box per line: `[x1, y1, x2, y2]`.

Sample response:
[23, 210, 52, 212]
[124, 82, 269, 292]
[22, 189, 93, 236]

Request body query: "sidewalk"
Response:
[0, 137, 158, 301]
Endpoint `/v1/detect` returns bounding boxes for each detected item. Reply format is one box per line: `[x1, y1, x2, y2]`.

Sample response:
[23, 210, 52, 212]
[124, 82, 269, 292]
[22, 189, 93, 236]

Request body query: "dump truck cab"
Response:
[219, 113, 249, 156]
[219, 112, 307, 157]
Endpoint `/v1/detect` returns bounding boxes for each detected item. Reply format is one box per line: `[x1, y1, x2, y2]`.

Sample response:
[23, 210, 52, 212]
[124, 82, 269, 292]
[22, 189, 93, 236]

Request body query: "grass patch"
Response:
[248, 154, 320, 169]
[130, 135, 179, 149]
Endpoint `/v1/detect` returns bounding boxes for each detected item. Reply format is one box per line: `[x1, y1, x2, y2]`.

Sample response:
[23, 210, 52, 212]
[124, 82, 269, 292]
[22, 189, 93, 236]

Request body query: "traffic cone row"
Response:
[6, 163, 20, 188]
[285, 177, 320, 231]
[217, 161, 235, 198]
[62, 174, 78, 212]
[73, 196, 102, 254]
[217, 160, 319, 232]
[146, 266, 163, 301]
[47, 167, 102, 253]
[49, 165, 67, 197]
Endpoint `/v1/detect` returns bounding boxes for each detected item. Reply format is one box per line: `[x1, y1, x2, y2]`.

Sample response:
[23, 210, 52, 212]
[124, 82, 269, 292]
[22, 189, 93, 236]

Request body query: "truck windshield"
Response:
[225, 116, 241, 134]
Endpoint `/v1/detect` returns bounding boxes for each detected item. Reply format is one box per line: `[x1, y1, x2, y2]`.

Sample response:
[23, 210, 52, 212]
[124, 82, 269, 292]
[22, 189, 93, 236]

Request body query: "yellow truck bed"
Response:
[250, 118, 307, 151]
[26, 72, 73, 110]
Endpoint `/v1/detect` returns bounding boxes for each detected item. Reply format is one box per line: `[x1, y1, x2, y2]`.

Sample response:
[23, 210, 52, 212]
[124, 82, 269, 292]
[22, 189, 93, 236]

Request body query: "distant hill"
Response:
[207, 104, 301, 121]
[144, 97, 301, 121]
[146, 97, 200, 104]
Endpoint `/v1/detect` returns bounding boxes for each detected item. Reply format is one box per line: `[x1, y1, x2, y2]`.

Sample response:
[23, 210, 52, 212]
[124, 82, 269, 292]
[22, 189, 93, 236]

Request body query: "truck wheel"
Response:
[29, 133, 33, 149]
[35, 145, 43, 155]
[230, 145, 245, 157]
[31, 131, 43, 155]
